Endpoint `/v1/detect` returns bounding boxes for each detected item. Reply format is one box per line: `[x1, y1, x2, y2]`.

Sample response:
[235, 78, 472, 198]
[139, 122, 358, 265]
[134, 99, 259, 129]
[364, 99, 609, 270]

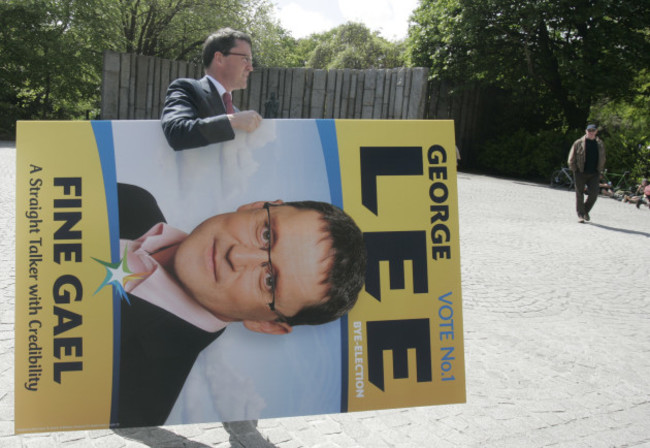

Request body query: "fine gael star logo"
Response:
[93, 245, 150, 304]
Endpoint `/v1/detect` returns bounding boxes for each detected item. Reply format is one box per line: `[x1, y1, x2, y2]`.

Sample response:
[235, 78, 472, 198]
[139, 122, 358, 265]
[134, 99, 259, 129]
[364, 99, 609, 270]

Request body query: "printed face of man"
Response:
[173, 202, 332, 334]
[213, 39, 253, 92]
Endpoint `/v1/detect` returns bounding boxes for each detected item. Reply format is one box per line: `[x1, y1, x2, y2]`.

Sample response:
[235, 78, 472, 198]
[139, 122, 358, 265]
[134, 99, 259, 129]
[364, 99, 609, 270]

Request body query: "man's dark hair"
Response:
[280, 201, 367, 326]
[202, 28, 252, 68]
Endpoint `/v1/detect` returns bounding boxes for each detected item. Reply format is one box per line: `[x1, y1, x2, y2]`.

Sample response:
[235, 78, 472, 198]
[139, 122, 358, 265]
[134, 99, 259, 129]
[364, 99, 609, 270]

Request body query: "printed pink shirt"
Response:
[120, 223, 227, 333]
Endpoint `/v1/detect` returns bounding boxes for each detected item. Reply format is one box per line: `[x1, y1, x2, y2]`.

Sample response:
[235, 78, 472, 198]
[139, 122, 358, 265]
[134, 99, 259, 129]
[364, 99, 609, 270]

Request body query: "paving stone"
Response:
[0, 439, 22, 448]
[273, 439, 302, 448]
[309, 419, 341, 436]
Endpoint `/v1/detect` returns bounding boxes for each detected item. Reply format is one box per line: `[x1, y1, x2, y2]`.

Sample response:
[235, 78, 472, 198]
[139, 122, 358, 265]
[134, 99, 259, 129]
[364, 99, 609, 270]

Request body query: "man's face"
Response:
[213, 39, 253, 92]
[586, 128, 597, 140]
[173, 202, 332, 334]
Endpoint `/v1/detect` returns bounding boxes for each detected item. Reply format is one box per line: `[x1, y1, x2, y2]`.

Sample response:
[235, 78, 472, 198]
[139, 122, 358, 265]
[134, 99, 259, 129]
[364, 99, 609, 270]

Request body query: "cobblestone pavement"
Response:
[1, 141, 649, 447]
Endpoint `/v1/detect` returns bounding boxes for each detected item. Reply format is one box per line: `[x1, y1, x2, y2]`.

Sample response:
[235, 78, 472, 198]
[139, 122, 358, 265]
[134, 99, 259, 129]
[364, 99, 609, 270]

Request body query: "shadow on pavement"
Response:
[113, 420, 278, 448]
[223, 421, 278, 448]
[113, 427, 211, 447]
[587, 222, 650, 238]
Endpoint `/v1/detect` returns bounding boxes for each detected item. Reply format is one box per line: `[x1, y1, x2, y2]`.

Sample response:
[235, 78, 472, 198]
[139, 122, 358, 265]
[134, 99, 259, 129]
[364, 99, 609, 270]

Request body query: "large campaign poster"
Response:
[15, 119, 465, 433]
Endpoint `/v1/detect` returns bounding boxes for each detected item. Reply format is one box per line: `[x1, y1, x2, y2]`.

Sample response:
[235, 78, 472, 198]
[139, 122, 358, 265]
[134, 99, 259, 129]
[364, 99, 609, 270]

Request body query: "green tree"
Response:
[293, 33, 327, 67]
[305, 22, 405, 69]
[112, 0, 293, 67]
[408, 0, 650, 131]
[591, 69, 650, 178]
[244, 1, 301, 67]
[0, 0, 114, 138]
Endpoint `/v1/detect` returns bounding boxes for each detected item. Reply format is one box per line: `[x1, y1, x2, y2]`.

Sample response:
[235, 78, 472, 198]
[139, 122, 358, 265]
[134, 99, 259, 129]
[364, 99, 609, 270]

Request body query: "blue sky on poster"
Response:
[271, 0, 419, 40]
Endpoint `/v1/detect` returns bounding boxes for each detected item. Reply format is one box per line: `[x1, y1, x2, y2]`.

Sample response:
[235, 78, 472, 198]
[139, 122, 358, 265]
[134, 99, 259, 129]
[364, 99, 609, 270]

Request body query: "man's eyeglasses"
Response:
[263, 202, 278, 312]
[226, 51, 253, 65]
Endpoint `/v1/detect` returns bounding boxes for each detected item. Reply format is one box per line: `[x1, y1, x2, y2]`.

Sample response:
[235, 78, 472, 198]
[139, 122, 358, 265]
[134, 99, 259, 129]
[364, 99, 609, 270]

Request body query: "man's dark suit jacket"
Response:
[160, 76, 236, 151]
[115, 183, 225, 428]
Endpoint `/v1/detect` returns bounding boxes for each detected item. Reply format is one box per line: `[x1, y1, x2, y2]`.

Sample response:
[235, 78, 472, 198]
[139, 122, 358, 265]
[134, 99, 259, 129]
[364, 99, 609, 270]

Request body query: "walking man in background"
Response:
[161, 28, 263, 151]
[568, 124, 606, 223]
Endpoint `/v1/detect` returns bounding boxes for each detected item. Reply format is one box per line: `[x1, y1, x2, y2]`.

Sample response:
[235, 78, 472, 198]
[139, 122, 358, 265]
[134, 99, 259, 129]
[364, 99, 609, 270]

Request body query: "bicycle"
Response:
[550, 166, 574, 190]
[602, 169, 634, 194]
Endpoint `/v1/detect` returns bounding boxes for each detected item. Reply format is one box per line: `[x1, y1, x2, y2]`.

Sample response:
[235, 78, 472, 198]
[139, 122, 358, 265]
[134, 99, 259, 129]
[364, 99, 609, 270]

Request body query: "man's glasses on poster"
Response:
[263, 202, 278, 312]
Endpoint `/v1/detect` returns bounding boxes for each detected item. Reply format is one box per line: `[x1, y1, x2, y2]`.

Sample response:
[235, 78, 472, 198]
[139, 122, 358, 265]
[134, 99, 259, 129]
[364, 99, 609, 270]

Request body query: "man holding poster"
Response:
[116, 183, 366, 427]
[161, 28, 263, 150]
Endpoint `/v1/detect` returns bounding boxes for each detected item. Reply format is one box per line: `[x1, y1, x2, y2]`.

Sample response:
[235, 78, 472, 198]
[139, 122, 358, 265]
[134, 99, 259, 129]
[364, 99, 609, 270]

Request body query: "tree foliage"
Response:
[245, 2, 301, 68]
[591, 69, 650, 179]
[113, 0, 289, 67]
[408, 0, 650, 131]
[407, 0, 650, 179]
[305, 22, 405, 69]
[0, 0, 115, 138]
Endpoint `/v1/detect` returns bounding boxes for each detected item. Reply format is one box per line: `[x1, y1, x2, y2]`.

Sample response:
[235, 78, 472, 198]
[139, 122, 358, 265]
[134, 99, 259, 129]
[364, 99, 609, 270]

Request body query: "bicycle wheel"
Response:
[551, 170, 566, 188]
[550, 170, 561, 187]
[564, 171, 574, 190]
[619, 174, 634, 195]
[550, 170, 573, 189]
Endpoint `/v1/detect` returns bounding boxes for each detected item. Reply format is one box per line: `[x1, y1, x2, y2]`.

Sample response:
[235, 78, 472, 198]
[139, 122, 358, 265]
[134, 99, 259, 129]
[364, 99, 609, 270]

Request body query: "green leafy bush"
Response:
[477, 129, 581, 180]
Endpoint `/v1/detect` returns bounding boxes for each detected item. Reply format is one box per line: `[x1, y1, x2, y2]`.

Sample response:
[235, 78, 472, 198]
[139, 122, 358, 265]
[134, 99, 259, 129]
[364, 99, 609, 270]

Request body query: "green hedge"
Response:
[477, 129, 581, 180]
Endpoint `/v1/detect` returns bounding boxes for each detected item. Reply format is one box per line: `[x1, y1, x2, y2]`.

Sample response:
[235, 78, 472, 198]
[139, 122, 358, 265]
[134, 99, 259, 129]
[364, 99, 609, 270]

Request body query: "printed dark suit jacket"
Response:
[115, 183, 224, 428]
[160, 76, 237, 151]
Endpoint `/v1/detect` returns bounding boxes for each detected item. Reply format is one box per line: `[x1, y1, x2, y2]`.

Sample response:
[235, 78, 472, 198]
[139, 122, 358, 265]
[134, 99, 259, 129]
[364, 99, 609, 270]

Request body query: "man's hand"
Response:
[228, 110, 263, 133]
